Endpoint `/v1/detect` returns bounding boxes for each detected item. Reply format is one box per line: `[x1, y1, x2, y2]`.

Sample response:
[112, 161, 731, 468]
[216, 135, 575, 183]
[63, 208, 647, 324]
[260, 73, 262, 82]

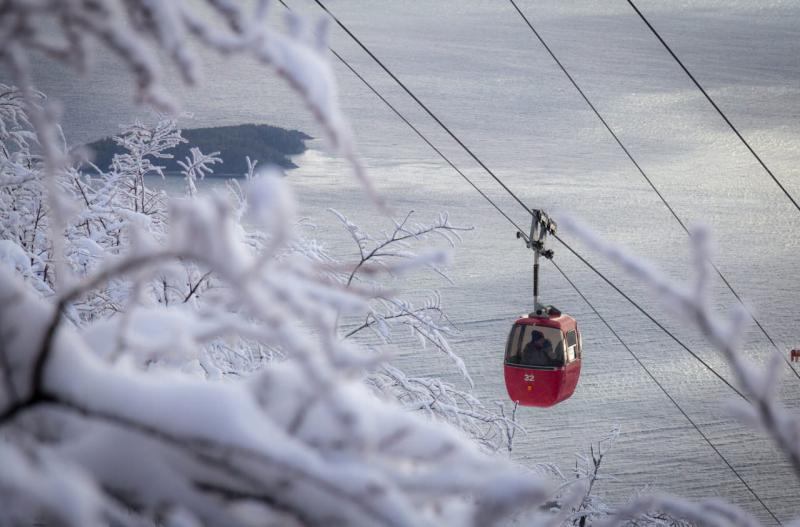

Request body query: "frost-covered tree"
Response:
[559, 216, 800, 525]
[179, 147, 222, 198]
[0, 86, 51, 293]
[0, 105, 552, 524]
[0, 3, 552, 519]
[0, 0, 377, 202]
[0, 1, 795, 525]
[0, 85, 125, 302]
[108, 118, 185, 218]
[327, 208, 519, 451]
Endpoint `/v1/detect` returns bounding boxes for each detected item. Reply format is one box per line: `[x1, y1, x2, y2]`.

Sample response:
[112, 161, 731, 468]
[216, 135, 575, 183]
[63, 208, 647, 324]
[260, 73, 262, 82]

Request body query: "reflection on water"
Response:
[149, 133, 799, 521]
[47, 1, 800, 519]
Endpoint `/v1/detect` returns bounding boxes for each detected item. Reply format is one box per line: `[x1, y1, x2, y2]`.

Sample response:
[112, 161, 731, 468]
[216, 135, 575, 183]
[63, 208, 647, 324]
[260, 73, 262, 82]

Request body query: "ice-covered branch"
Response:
[0, 89, 551, 521]
[560, 214, 800, 481]
[330, 209, 471, 286]
[598, 494, 759, 527]
[0, 180, 550, 525]
[0, 0, 372, 199]
[178, 147, 221, 197]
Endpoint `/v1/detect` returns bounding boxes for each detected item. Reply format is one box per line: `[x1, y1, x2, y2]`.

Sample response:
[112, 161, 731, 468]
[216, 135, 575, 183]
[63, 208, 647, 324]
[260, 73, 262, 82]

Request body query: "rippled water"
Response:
[19, 0, 800, 522]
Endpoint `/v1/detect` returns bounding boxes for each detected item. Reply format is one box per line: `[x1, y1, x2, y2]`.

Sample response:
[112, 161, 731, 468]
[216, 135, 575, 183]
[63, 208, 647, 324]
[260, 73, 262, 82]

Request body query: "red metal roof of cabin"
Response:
[515, 314, 576, 331]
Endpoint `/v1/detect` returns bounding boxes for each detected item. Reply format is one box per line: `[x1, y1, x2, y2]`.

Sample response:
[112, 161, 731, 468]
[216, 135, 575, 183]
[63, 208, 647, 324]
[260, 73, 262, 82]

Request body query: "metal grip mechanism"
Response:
[516, 210, 557, 250]
[516, 209, 557, 314]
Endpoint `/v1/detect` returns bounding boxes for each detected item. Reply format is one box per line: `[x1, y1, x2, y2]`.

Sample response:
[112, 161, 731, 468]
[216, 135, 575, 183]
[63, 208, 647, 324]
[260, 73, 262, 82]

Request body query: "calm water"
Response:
[15, 0, 800, 522]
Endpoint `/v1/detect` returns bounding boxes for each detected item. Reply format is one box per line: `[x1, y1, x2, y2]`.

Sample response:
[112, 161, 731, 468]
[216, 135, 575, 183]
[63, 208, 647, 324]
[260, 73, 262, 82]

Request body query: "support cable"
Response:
[553, 233, 745, 400]
[307, 0, 745, 400]
[626, 0, 800, 214]
[553, 261, 781, 525]
[312, 0, 532, 215]
[304, 3, 778, 518]
[328, 42, 530, 239]
[507, 0, 799, 381]
[278, 0, 530, 240]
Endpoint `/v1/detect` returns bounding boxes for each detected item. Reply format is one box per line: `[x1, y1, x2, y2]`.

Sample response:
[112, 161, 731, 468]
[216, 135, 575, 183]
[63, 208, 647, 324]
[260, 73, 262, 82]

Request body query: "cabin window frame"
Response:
[566, 329, 578, 363]
[505, 324, 522, 364]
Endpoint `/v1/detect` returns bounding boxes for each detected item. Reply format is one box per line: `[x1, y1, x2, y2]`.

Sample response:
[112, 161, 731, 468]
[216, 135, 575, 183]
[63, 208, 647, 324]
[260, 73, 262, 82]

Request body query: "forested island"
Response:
[84, 123, 311, 175]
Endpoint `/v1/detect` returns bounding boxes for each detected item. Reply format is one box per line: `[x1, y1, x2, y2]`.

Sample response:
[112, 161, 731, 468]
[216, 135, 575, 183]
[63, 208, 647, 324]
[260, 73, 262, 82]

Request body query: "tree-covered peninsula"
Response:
[84, 123, 311, 175]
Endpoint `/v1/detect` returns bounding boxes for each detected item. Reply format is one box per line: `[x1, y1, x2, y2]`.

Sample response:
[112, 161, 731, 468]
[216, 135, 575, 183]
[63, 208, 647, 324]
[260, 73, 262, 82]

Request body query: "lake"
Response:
[21, 0, 800, 522]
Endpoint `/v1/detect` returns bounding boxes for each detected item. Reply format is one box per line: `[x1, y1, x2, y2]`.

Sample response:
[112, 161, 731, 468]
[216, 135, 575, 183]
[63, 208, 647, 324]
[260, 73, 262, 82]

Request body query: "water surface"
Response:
[20, 1, 800, 521]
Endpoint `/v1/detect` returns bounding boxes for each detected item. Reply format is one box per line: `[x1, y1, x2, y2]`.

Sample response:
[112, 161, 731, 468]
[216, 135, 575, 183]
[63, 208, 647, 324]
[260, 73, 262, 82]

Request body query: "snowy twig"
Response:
[560, 215, 800, 481]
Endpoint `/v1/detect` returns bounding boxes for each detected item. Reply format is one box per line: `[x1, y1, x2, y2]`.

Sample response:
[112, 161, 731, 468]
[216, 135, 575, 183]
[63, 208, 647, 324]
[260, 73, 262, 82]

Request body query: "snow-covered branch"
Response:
[179, 147, 221, 197]
[560, 215, 800, 482]
[1, 0, 788, 521]
[0, 0, 374, 201]
[0, 175, 552, 525]
[319, 210, 525, 451]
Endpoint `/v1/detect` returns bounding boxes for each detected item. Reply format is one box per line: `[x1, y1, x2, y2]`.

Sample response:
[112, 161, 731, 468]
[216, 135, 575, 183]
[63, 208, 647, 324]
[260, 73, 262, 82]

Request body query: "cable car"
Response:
[504, 210, 582, 407]
[504, 307, 582, 407]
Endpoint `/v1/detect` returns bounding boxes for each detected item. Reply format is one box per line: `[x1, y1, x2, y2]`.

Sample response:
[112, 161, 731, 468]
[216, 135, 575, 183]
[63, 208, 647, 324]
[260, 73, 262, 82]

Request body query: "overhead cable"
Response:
[553, 261, 781, 525]
[309, 0, 745, 402]
[307, 3, 777, 519]
[626, 0, 800, 214]
[312, 0, 533, 215]
[507, 0, 799, 381]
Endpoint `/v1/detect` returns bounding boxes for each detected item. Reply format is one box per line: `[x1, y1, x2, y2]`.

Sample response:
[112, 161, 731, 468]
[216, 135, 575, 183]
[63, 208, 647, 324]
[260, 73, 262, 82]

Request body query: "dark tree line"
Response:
[85, 123, 312, 174]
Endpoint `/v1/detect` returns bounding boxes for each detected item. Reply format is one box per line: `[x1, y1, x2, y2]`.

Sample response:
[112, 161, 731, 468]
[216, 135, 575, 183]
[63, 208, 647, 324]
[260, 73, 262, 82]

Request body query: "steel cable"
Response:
[310, 0, 746, 401]
[627, 0, 800, 214]
[553, 261, 781, 525]
[305, 2, 781, 521]
[507, 0, 799, 381]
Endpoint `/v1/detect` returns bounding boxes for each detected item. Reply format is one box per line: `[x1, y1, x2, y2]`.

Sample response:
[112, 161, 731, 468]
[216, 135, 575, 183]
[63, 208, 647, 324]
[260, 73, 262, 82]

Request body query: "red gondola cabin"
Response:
[504, 311, 581, 407]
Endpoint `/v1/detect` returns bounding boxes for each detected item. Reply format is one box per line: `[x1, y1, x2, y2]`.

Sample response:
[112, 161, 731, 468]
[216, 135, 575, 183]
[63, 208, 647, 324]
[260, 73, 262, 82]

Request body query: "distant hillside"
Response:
[85, 123, 312, 175]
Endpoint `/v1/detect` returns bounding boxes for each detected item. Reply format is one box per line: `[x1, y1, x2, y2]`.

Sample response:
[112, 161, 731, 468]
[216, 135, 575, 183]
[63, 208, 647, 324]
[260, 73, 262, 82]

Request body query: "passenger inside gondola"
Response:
[521, 328, 563, 367]
[506, 325, 565, 367]
[523, 330, 551, 365]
